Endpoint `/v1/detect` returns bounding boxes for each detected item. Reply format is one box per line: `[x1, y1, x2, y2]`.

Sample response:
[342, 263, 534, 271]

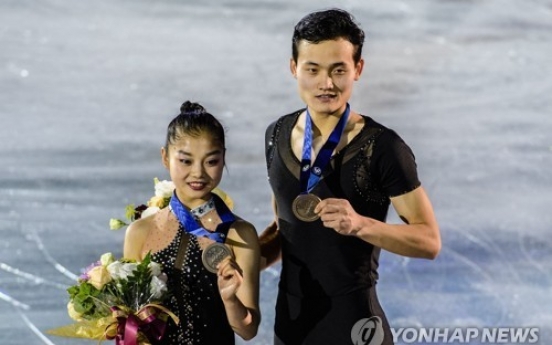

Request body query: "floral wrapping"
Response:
[48, 253, 178, 345]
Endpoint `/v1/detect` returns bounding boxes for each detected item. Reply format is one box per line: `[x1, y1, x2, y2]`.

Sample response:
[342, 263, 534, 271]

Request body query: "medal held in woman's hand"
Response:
[202, 242, 233, 273]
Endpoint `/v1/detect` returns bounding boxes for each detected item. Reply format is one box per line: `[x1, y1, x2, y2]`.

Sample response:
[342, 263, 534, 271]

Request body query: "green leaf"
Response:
[125, 204, 136, 221]
[67, 285, 80, 298]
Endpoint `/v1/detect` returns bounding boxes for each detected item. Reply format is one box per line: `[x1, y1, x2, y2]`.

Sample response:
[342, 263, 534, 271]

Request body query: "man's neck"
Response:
[308, 106, 348, 137]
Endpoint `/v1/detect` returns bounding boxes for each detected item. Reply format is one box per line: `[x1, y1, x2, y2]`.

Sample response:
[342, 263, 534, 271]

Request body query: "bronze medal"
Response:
[292, 193, 321, 222]
[201, 242, 233, 273]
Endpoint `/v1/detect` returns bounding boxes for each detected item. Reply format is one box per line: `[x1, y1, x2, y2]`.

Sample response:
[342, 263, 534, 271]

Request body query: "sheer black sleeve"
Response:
[372, 129, 421, 198]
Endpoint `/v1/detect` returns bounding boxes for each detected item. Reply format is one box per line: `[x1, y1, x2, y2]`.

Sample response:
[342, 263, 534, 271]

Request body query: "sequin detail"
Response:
[265, 113, 289, 170]
[152, 227, 234, 344]
[354, 136, 388, 204]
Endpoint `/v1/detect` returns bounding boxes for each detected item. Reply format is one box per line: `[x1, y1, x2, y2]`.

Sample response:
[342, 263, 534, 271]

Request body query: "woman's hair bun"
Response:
[180, 101, 206, 115]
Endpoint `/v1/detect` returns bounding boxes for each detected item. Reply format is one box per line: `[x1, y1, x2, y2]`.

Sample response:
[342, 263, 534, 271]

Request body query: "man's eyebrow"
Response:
[330, 62, 347, 68]
[303, 61, 347, 68]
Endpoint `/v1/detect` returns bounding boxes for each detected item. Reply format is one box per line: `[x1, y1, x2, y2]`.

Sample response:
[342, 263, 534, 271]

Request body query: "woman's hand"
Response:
[216, 256, 244, 301]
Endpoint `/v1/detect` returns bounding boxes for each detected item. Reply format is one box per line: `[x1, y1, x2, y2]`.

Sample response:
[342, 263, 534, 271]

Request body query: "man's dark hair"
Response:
[292, 8, 365, 64]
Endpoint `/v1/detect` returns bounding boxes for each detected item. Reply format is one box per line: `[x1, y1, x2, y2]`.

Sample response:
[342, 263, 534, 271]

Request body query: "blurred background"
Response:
[1, 0, 551, 344]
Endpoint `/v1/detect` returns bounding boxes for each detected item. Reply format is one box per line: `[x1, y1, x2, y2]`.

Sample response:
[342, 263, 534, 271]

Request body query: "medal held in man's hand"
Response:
[292, 193, 321, 222]
[202, 242, 233, 273]
[293, 105, 350, 223]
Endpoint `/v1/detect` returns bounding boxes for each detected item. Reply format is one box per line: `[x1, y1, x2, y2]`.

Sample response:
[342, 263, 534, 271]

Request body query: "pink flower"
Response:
[79, 261, 101, 281]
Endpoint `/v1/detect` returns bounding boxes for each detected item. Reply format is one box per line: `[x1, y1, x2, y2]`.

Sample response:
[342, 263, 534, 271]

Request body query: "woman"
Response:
[124, 101, 260, 344]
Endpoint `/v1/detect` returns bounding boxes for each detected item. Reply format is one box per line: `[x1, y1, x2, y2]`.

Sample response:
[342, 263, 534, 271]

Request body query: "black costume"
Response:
[152, 227, 234, 345]
[266, 110, 420, 345]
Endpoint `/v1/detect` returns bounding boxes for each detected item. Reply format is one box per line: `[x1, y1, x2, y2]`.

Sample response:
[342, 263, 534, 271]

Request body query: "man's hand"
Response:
[315, 198, 371, 236]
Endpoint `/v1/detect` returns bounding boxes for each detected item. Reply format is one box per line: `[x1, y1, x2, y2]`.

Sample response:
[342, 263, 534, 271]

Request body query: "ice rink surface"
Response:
[1, 0, 551, 344]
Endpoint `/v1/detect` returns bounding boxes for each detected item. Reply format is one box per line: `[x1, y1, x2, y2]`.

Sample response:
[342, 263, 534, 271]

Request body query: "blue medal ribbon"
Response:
[169, 191, 235, 243]
[299, 103, 351, 194]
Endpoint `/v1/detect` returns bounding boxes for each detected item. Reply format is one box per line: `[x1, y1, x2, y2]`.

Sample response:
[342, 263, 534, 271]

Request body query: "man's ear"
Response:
[290, 58, 298, 78]
[161, 147, 169, 169]
[354, 58, 365, 81]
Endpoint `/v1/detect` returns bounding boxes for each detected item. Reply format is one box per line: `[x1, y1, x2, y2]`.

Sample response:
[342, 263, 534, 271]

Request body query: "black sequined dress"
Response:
[152, 227, 234, 345]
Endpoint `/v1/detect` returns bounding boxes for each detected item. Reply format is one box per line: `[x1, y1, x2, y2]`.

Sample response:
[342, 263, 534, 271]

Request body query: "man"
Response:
[260, 8, 441, 345]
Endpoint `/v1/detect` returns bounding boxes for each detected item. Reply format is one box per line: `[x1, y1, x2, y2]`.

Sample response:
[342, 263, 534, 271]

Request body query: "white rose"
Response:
[87, 265, 112, 290]
[148, 262, 162, 277]
[109, 218, 127, 230]
[107, 261, 138, 280]
[141, 206, 160, 219]
[154, 180, 175, 198]
[149, 275, 168, 300]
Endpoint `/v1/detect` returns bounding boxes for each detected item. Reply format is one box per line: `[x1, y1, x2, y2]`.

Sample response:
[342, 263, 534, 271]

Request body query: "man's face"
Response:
[290, 38, 364, 117]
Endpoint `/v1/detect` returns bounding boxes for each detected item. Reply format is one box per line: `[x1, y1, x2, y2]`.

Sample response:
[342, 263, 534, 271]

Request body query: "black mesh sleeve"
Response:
[372, 129, 421, 198]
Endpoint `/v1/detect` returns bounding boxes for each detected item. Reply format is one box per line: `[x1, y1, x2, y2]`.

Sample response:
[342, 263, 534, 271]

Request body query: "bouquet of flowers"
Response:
[109, 178, 234, 230]
[48, 252, 178, 344]
[50, 178, 233, 343]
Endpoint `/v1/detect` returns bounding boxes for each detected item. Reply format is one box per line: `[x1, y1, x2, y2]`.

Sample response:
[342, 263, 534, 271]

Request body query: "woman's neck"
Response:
[175, 191, 212, 210]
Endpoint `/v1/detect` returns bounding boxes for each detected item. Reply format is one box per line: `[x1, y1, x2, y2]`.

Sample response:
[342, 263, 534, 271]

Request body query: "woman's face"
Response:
[162, 133, 224, 208]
